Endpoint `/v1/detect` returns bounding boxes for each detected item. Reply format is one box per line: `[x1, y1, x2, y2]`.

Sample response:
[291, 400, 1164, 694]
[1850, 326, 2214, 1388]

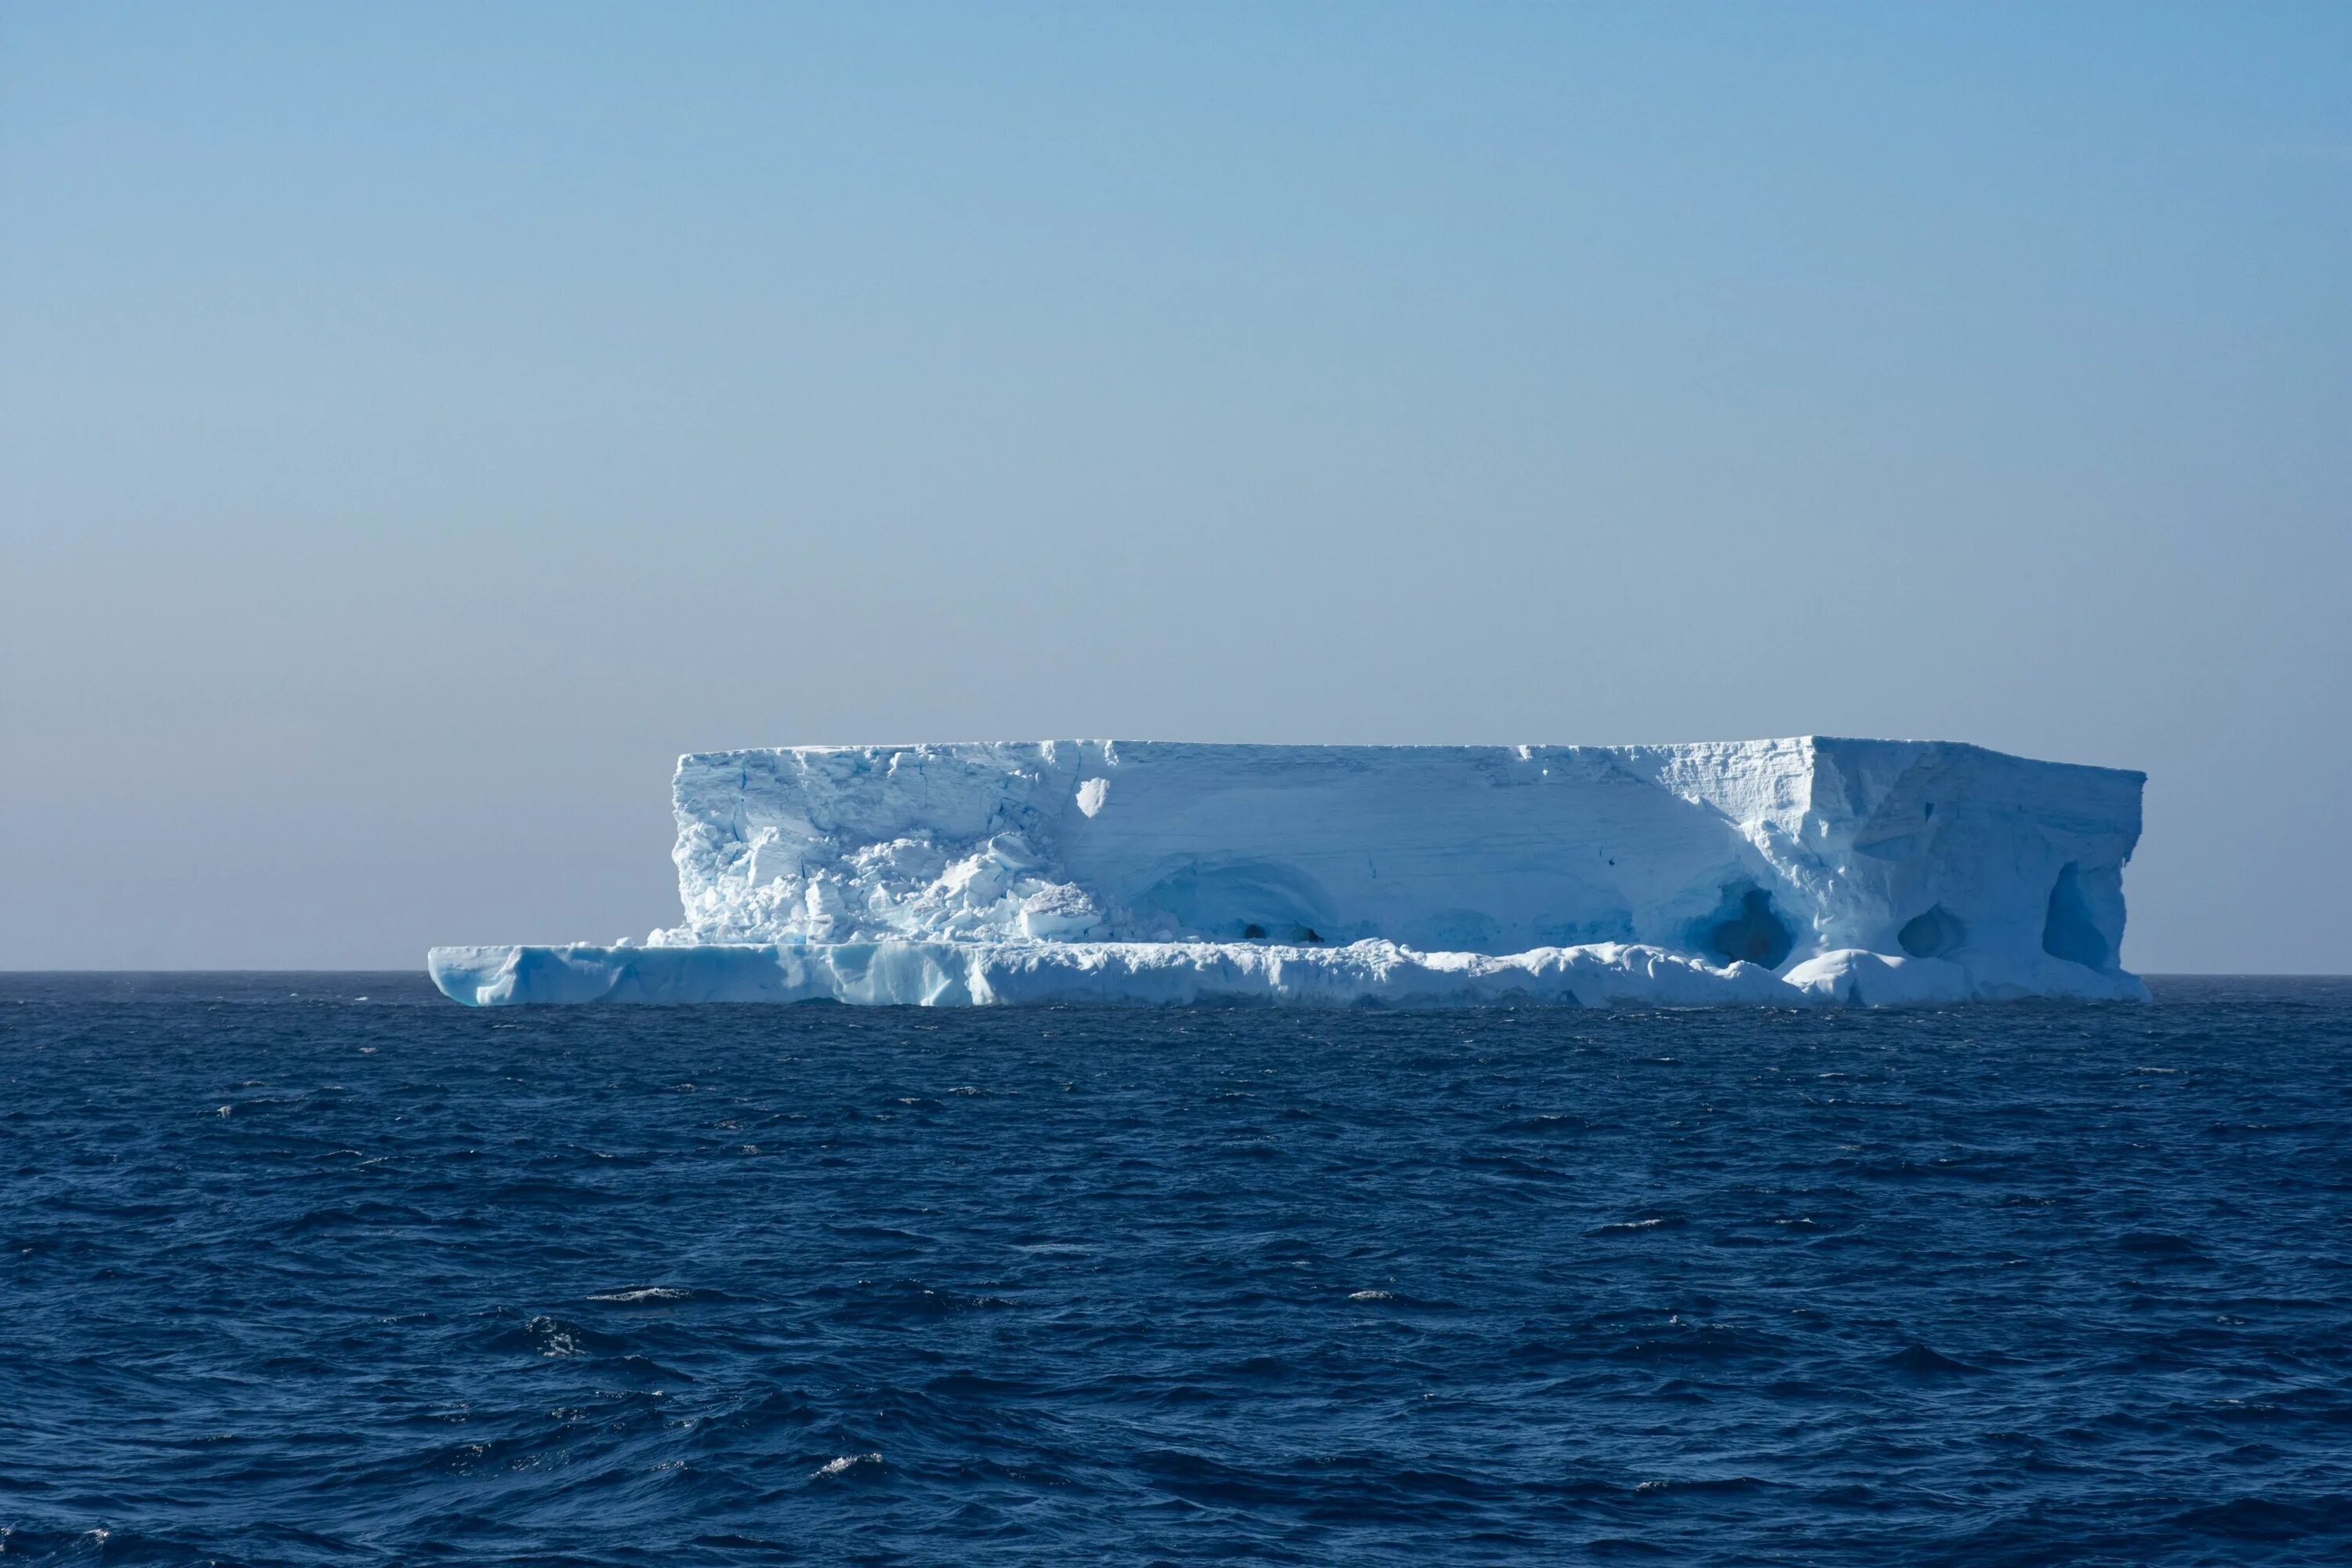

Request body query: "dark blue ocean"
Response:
[4, 977, 2350, 1565]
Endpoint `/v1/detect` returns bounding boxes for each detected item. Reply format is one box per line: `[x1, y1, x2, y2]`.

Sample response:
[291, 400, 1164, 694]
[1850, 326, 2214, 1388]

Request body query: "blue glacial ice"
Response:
[428, 738, 2147, 1007]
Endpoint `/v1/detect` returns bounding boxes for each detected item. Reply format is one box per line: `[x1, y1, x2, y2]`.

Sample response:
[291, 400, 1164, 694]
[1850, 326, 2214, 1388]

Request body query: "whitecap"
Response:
[532, 1319, 583, 1356]
[814, 1451, 882, 1479]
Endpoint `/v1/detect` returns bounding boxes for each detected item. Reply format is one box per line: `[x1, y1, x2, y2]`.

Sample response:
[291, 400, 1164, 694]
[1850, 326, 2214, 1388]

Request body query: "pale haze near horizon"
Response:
[3, 4, 2347, 973]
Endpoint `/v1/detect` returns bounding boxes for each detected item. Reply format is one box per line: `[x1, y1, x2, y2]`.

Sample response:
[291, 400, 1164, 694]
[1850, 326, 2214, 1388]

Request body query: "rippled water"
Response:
[4, 975, 2349, 1565]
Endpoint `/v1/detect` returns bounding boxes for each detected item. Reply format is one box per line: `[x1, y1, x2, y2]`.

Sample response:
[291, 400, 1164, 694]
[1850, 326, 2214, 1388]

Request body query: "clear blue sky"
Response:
[3, 3, 2347, 971]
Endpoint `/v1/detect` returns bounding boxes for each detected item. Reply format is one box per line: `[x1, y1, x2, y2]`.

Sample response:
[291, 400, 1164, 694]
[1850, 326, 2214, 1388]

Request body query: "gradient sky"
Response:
[3, 3, 2347, 971]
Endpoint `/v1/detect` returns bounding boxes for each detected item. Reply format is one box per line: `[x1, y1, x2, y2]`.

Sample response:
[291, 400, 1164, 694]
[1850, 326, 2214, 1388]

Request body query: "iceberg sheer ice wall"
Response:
[430, 739, 2146, 1007]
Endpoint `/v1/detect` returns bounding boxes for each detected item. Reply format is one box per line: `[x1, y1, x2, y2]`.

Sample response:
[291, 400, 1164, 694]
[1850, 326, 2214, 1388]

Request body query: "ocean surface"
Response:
[3, 976, 2349, 1566]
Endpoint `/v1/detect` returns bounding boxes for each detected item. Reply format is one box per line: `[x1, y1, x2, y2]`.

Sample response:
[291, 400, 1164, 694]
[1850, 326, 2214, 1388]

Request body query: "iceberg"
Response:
[429, 738, 2147, 1007]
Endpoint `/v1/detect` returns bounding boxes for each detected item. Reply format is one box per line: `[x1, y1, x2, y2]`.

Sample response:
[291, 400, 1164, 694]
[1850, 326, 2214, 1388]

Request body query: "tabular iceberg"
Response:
[429, 738, 2147, 1008]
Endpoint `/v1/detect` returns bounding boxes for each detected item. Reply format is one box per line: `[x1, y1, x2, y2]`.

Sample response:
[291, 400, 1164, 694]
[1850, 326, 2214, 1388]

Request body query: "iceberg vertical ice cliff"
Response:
[429, 739, 2147, 1007]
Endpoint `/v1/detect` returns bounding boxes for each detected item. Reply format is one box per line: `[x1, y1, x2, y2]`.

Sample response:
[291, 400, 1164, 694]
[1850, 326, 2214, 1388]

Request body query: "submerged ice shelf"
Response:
[430, 738, 2147, 1007]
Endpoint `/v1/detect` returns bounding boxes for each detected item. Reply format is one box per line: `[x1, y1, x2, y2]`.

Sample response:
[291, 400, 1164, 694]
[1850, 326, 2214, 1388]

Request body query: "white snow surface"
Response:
[430, 738, 2147, 1007]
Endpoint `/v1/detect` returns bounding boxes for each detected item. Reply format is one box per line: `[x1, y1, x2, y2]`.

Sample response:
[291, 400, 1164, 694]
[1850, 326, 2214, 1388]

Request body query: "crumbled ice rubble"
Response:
[434, 738, 2147, 1008]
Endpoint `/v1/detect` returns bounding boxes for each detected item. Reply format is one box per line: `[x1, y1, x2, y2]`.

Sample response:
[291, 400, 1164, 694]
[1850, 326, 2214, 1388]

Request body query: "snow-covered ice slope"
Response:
[429, 739, 2147, 1007]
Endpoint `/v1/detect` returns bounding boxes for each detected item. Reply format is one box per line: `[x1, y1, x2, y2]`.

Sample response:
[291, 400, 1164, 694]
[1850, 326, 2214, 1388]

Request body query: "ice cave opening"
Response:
[1696, 886, 1795, 969]
[1898, 904, 1967, 960]
[1132, 859, 1333, 946]
[2041, 862, 2111, 971]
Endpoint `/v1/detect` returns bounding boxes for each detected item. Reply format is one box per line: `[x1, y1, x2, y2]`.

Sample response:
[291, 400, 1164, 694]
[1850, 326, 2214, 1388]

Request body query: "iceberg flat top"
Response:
[431, 737, 2146, 1007]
